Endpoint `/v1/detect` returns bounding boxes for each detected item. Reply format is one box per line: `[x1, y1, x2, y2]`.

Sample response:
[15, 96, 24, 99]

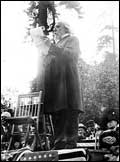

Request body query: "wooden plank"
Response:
[59, 157, 86, 161]
[58, 148, 86, 155]
[57, 148, 86, 161]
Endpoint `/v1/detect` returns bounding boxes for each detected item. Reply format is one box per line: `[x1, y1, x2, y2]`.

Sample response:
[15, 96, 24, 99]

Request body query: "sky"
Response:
[1, 1, 119, 94]
[57, 1, 119, 63]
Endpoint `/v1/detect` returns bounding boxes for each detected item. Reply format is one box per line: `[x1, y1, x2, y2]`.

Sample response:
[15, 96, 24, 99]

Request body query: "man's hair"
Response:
[56, 21, 71, 34]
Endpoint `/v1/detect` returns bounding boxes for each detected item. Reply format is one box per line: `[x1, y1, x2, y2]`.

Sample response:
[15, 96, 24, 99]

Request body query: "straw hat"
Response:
[78, 123, 87, 130]
[1, 111, 11, 117]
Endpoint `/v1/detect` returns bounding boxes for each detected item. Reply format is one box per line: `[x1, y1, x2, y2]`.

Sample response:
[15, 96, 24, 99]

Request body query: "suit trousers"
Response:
[51, 109, 79, 145]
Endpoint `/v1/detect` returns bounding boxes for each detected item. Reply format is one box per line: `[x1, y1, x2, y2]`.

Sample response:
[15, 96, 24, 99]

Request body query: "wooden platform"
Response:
[1, 148, 111, 161]
[58, 148, 87, 161]
[11, 148, 87, 161]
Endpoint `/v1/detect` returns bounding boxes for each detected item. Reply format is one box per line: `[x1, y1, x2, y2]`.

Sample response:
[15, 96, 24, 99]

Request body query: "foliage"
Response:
[97, 35, 113, 51]
[24, 1, 56, 35]
[96, 53, 119, 109]
[100, 25, 118, 32]
[86, 20, 118, 126]
[2, 2, 118, 126]
[97, 24, 118, 54]
[1, 94, 11, 112]
[1, 88, 19, 112]
[24, 1, 84, 37]
[24, 2, 118, 125]
[78, 53, 119, 125]
[58, 1, 84, 18]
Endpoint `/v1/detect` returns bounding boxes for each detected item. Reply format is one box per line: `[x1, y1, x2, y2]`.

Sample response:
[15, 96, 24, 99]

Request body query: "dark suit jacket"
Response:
[43, 35, 83, 113]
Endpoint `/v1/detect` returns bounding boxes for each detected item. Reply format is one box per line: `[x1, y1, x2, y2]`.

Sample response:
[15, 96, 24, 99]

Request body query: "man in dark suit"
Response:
[31, 22, 84, 149]
[42, 21, 84, 149]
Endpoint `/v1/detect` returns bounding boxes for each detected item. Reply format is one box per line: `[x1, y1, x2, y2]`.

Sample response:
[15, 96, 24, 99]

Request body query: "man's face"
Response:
[78, 128, 86, 137]
[54, 23, 65, 40]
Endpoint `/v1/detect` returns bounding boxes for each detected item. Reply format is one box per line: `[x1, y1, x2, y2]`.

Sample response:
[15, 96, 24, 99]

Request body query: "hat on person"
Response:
[103, 108, 119, 122]
[1, 111, 11, 117]
[78, 123, 87, 130]
[100, 108, 119, 130]
[86, 120, 95, 127]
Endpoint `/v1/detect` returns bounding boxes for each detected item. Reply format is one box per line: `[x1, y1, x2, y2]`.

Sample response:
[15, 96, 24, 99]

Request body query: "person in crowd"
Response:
[1, 111, 22, 150]
[86, 120, 96, 138]
[100, 108, 119, 131]
[77, 123, 87, 141]
[1, 111, 12, 150]
[99, 108, 119, 161]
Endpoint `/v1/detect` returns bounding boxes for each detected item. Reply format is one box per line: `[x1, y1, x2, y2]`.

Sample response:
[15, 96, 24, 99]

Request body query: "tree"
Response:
[24, 1, 84, 37]
[24, 2, 119, 126]
[24, 1, 56, 35]
[58, 1, 84, 18]
[97, 24, 118, 56]
[1, 87, 20, 112]
[95, 53, 119, 110]
[78, 52, 119, 125]
[94, 14, 119, 120]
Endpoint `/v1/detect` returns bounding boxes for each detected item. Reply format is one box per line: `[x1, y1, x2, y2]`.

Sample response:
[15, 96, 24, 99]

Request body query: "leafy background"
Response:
[1, 1, 119, 125]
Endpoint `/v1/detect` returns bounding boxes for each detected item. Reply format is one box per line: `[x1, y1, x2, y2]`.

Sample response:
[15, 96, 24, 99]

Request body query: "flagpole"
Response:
[112, 20, 115, 55]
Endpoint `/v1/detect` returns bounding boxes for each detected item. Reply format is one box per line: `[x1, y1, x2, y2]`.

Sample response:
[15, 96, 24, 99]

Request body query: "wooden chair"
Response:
[6, 91, 54, 151]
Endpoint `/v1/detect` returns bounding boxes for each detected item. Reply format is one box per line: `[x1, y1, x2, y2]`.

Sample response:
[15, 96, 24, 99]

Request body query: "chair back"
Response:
[15, 91, 42, 131]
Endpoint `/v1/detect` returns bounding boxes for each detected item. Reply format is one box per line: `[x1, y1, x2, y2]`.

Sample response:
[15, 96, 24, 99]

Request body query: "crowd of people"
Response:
[77, 108, 119, 161]
[1, 106, 119, 161]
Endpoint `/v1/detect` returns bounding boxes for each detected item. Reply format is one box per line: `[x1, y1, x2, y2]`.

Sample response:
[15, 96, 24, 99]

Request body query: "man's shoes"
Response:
[52, 141, 66, 150]
[64, 143, 76, 149]
[52, 139, 77, 150]
[64, 140, 77, 149]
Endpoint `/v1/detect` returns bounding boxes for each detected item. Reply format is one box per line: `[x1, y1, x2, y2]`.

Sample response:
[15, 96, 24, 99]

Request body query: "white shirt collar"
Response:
[56, 33, 70, 43]
[61, 33, 70, 39]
